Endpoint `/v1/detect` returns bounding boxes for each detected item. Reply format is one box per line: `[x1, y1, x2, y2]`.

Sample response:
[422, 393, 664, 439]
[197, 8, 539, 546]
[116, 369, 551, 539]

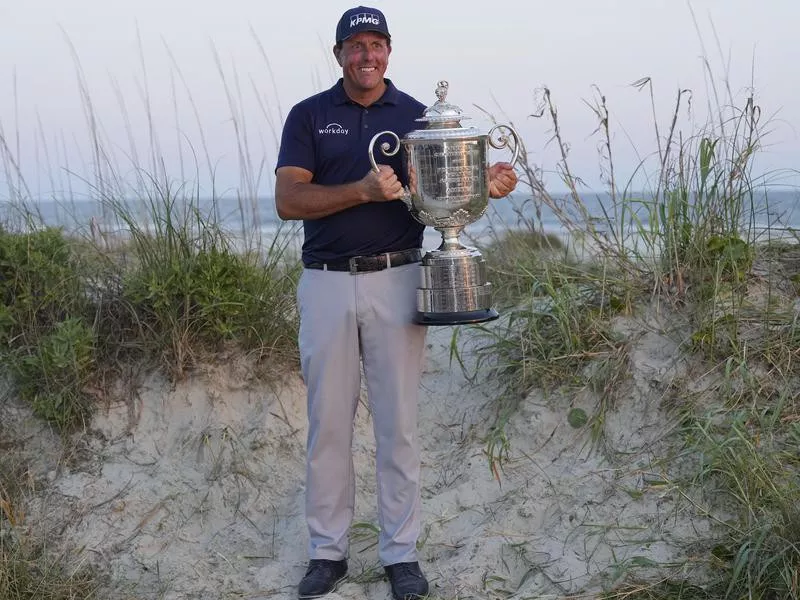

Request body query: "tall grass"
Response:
[0, 32, 301, 424]
[0, 40, 301, 597]
[689, 408, 800, 599]
[98, 187, 300, 379]
[444, 14, 800, 597]
[470, 56, 800, 599]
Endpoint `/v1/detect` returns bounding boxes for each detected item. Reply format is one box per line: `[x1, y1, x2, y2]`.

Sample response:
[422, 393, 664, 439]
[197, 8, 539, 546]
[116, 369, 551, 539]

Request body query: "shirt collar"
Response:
[331, 78, 399, 107]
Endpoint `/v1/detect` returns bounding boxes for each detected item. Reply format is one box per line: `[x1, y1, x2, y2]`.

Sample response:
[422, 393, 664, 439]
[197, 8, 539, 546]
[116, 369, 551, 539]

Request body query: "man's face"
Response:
[335, 32, 391, 94]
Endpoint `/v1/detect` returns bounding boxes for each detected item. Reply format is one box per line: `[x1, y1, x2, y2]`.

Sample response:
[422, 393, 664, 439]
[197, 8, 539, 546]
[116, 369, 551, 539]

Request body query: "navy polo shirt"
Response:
[276, 78, 426, 265]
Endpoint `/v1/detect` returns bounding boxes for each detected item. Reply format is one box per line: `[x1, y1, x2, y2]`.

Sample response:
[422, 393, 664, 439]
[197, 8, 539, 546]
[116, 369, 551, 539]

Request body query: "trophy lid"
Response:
[406, 80, 481, 139]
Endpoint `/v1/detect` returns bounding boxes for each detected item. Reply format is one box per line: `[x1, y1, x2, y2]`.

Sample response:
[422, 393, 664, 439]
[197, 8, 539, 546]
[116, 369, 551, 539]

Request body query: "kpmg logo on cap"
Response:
[336, 6, 389, 42]
[319, 122, 349, 135]
[350, 12, 381, 29]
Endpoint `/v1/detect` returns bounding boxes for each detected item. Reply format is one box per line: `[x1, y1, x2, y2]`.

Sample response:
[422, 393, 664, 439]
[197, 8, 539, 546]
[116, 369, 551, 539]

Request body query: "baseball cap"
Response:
[335, 6, 391, 44]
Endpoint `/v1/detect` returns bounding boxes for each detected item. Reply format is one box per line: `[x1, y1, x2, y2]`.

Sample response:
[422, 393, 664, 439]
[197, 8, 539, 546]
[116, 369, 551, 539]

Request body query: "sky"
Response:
[1, 0, 798, 201]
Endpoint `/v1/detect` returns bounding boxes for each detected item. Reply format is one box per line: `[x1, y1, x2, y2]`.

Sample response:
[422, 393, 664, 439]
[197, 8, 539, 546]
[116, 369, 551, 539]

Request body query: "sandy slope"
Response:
[3, 316, 714, 599]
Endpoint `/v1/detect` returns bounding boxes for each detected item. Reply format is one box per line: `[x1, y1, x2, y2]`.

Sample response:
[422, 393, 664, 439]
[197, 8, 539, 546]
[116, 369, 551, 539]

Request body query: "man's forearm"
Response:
[276, 180, 369, 220]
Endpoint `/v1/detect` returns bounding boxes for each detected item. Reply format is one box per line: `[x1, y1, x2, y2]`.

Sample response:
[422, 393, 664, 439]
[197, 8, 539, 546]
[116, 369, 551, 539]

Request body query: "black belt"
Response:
[305, 248, 422, 274]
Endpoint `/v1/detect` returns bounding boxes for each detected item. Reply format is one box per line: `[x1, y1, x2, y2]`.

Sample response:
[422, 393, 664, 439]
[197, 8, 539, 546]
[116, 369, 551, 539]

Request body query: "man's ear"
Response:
[333, 45, 343, 67]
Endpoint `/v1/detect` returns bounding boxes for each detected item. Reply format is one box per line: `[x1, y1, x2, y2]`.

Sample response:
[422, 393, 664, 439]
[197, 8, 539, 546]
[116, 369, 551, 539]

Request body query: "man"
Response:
[275, 6, 517, 599]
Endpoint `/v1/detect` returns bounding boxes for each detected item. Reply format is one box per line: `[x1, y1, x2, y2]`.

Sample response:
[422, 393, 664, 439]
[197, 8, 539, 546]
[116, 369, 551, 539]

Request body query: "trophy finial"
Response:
[435, 80, 449, 103]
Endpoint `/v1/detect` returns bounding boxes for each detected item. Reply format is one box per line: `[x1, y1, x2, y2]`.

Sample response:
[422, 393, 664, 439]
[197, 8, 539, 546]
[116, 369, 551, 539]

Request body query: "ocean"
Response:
[5, 188, 800, 253]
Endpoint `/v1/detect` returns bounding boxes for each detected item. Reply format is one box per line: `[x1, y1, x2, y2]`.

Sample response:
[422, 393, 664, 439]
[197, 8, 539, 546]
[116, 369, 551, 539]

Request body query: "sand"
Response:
[1, 314, 713, 599]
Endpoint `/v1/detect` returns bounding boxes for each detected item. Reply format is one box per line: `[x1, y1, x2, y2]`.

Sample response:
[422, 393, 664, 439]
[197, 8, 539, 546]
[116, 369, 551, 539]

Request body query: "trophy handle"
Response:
[368, 130, 413, 209]
[368, 130, 401, 173]
[488, 124, 520, 167]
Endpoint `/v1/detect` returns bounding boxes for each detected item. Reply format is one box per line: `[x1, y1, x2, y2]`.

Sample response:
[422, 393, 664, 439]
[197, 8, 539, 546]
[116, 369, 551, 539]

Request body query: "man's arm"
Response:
[275, 165, 405, 221]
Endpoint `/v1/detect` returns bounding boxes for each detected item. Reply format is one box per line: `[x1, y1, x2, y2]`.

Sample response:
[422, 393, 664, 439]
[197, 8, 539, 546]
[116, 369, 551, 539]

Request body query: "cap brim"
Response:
[338, 29, 391, 43]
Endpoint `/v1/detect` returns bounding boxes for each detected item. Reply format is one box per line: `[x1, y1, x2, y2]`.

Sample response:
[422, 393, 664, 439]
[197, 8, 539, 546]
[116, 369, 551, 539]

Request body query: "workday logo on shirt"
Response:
[319, 122, 349, 135]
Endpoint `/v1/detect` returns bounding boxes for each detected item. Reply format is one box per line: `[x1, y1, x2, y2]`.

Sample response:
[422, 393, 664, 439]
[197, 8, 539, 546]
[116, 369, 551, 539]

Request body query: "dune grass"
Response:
[0, 45, 301, 597]
[0, 536, 99, 600]
[0, 432, 100, 600]
[467, 61, 800, 598]
[0, 194, 300, 430]
[97, 189, 301, 380]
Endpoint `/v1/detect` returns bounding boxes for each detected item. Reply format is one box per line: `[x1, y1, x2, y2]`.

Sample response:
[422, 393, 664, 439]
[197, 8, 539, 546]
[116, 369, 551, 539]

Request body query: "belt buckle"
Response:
[349, 256, 358, 275]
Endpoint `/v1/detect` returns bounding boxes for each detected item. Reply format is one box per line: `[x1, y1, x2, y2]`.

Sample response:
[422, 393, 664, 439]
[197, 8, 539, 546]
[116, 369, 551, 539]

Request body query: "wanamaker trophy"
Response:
[368, 80, 520, 326]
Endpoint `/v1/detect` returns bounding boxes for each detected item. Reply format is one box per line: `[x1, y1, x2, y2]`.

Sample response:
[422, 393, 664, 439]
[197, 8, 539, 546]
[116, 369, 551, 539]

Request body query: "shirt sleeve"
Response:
[276, 102, 316, 174]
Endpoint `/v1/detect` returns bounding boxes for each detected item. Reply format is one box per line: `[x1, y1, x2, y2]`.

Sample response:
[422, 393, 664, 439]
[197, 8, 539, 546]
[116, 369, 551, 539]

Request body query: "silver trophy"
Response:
[368, 80, 519, 325]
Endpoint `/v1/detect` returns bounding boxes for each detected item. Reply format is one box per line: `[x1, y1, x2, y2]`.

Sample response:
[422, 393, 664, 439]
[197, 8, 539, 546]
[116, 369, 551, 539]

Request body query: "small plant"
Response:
[0, 227, 96, 430]
[11, 318, 95, 429]
[0, 227, 89, 343]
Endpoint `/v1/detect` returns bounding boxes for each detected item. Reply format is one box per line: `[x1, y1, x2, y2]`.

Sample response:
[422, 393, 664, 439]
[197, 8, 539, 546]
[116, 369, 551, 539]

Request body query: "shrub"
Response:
[0, 227, 95, 430]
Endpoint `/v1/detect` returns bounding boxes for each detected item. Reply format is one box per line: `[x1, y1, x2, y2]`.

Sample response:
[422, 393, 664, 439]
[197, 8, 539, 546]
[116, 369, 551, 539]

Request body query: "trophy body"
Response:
[368, 81, 519, 325]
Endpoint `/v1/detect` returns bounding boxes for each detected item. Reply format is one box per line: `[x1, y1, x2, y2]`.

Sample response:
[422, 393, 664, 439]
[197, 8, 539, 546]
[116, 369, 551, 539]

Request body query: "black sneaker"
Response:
[385, 561, 429, 600]
[298, 559, 348, 599]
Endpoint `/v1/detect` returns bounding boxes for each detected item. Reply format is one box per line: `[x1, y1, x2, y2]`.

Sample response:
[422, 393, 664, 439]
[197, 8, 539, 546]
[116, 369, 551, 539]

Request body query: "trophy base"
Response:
[415, 247, 499, 326]
[415, 308, 499, 326]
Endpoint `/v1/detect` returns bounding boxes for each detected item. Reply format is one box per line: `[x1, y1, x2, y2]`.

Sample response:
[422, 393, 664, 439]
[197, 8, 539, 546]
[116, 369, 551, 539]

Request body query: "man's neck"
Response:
[343, 79, 387, 107]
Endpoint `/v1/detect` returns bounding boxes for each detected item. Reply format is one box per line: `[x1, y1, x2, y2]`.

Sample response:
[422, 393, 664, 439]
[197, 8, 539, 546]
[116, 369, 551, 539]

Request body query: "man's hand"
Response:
[361, 165, 405, 202]
[488, 162, 518, 199]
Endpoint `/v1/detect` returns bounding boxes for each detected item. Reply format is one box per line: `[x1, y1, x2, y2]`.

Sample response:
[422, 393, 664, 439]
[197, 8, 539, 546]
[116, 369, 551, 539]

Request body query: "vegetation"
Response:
[1, 433, 100, 599]
[0, 199, 300, 429]
[0, 536, 98, 600]
[102, 192, 300, 379]
[0, 227, 96, 429]
[464, 65, 800, 598]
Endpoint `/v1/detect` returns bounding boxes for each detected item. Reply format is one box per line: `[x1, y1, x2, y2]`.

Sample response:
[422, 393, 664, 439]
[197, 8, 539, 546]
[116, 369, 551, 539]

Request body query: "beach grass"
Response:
[0, 34, 309, 592]
[0, 439, 100, 600]
[468, 65, 800, 598]
[0, 535, 99, 600]
[99, 189, 301, 380]
[0, 195, 300, 431]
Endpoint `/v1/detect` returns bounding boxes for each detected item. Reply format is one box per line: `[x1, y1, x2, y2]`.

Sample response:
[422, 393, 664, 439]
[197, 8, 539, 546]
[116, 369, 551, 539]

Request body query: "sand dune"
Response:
[3, 316, 710, 599]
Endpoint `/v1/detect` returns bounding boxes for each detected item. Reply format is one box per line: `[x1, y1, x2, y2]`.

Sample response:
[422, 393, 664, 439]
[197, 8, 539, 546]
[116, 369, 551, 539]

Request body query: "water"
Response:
[5, 188, 800, 252]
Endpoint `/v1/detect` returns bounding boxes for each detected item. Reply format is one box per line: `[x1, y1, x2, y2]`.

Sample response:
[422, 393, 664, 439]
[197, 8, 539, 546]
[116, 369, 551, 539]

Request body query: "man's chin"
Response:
[355, 74, 382, 87]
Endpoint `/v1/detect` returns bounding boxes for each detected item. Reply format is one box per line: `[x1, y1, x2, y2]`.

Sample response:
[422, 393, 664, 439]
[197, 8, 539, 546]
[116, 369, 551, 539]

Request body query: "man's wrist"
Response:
[352, 181, 370, 205]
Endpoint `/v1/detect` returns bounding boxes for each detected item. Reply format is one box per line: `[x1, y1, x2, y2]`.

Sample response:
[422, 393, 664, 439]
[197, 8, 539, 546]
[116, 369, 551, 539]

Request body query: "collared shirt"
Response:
[277, 78, 426, 265]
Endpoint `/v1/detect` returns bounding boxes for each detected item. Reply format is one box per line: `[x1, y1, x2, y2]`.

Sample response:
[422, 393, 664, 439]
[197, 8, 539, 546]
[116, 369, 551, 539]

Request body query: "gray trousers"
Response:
[296, 262, 426, 566]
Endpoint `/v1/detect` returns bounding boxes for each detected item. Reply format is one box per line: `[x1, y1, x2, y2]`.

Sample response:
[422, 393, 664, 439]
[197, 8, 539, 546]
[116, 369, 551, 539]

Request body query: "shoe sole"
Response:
[390, 583, 429, 600]
[391, 593, 428, 600]
[298, 573, 347, 599]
